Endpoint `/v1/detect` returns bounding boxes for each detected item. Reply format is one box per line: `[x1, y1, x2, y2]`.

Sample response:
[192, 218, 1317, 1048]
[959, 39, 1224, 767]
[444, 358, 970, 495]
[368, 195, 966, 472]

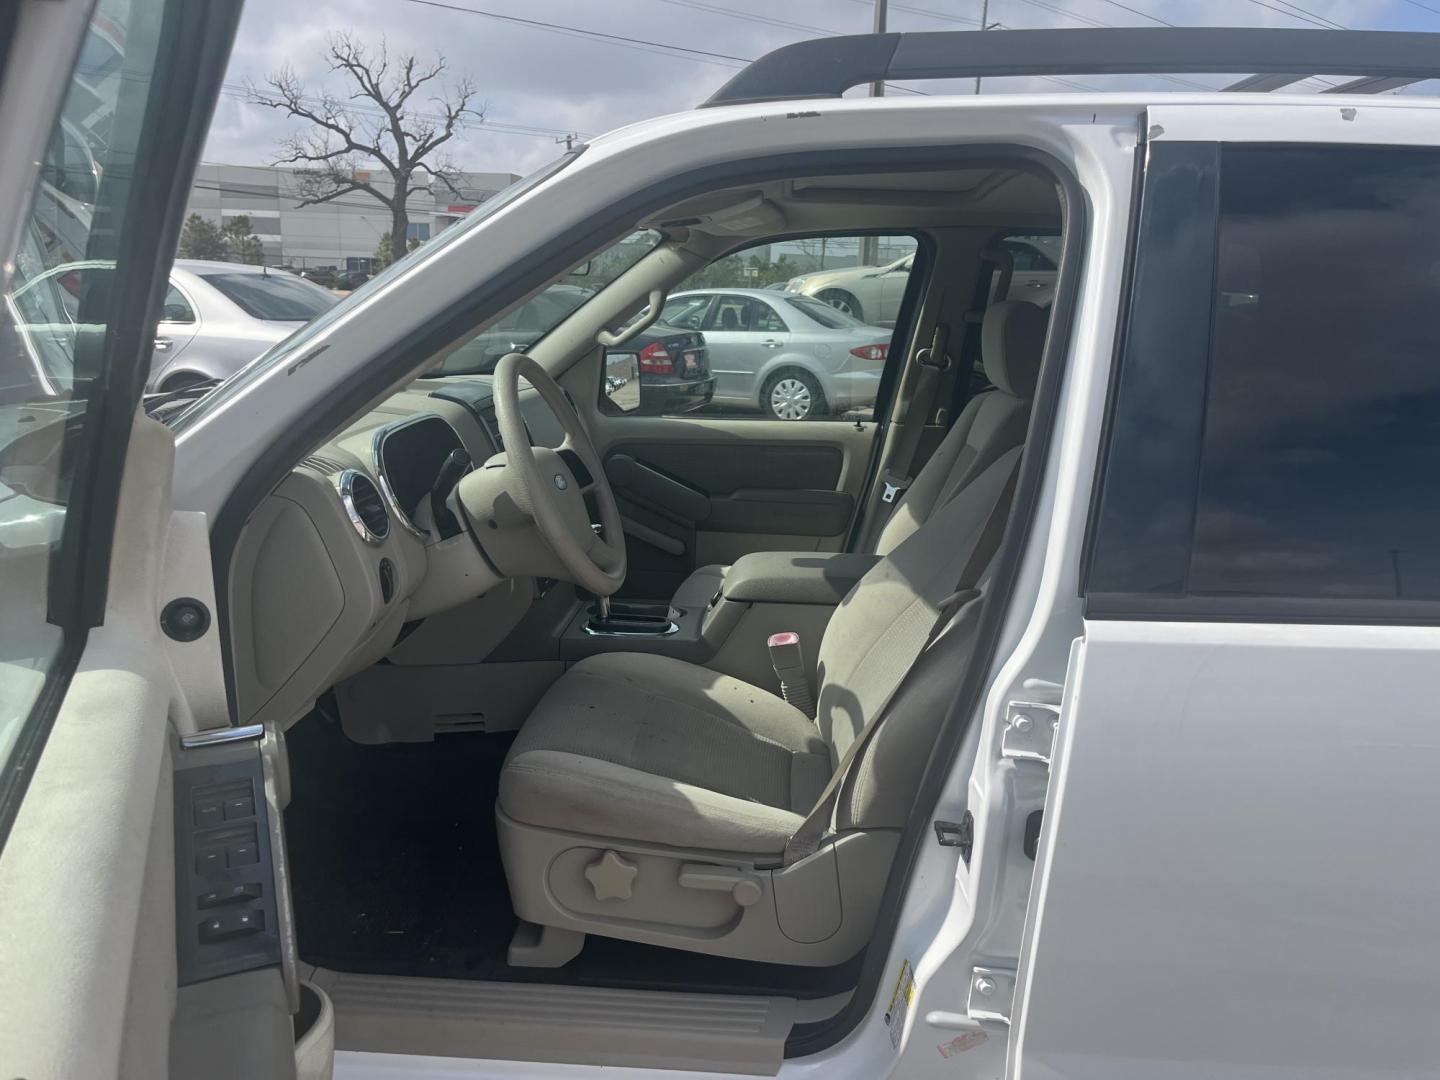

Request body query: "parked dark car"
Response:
[436, 284, 714, 414]
[333, 270, 371, 290]
[297, 267, 338, 288]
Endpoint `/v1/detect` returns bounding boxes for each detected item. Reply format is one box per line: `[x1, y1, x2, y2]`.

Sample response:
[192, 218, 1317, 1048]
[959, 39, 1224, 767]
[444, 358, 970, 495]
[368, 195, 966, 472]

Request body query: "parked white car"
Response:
[784, 250, 914, 326]
[786, 235, 1060, 325]
[660, 287, 891, 418]
[9, 258, 336, 395]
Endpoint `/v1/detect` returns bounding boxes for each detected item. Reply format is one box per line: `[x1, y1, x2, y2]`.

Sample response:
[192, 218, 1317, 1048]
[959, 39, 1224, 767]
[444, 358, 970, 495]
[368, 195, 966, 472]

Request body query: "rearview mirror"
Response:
[603, 351, 640, 413]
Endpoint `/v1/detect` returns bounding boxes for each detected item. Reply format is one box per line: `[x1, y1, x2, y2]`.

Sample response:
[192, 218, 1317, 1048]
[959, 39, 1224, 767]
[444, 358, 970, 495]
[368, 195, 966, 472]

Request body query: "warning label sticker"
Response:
[883, 959, 916, 1050]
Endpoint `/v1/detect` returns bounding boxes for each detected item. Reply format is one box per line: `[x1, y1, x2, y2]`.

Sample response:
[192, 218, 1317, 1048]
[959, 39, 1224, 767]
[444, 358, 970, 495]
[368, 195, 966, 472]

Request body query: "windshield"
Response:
[785, 295, 865, 329]
[171, 150, 579, 431]
[436, 230, 660, 376]
[201, 271, 337, 321]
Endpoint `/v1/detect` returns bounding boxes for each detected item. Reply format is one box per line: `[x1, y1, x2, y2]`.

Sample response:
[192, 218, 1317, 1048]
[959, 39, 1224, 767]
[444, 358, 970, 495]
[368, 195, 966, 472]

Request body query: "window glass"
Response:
[200, 271, 338, 322]
[1088, 144, 1440, 611]
[659, 295, 711, 330]
[0, 0, 171, 793]
[602, 234, 915, 422]
[161, 284, 195, 324]
[435, 231, 659, 376]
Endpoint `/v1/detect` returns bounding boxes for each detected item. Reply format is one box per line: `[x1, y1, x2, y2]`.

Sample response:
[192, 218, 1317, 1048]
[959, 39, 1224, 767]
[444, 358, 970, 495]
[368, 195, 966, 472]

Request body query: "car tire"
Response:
[817, 288, 862, 321]
[157, 371, 210, 393]
[763, 369, 826, 421]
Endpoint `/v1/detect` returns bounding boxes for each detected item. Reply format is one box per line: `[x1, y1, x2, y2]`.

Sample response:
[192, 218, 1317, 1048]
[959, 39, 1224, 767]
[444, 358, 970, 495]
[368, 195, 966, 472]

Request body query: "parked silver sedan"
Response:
[10, 258, 337, 393]
[659, 288, 892, 420]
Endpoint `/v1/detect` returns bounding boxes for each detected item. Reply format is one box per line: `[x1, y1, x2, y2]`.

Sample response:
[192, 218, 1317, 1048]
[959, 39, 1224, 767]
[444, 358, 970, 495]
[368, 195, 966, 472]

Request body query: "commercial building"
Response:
[185, 164, 520, 271]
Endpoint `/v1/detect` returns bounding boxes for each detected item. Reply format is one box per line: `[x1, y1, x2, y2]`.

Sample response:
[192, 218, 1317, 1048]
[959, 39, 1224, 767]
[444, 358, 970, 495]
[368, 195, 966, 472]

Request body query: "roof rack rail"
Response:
[702, 27, 1440, 107]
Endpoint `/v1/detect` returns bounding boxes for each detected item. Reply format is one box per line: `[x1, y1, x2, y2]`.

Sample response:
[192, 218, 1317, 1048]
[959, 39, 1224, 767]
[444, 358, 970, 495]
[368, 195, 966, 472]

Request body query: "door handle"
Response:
[762, 339, 782, 348]
[1025, 280, 1045, 289]
[153, 337, 172, 351]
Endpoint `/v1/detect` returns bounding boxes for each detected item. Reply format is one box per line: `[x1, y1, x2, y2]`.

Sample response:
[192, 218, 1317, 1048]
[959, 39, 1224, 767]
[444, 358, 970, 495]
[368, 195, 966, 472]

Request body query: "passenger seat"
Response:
[670, 299, 1048, 609]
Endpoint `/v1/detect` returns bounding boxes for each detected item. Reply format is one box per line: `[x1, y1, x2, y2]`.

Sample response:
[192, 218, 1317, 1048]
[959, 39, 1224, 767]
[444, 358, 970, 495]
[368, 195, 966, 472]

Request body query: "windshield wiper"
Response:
[143, 378, 219, 421]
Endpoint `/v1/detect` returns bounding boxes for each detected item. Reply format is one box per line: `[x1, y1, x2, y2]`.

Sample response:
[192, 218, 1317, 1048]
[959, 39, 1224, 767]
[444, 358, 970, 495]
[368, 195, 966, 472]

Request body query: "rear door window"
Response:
[1088, 143, 1440, 618]
[200, 272, 338, 322]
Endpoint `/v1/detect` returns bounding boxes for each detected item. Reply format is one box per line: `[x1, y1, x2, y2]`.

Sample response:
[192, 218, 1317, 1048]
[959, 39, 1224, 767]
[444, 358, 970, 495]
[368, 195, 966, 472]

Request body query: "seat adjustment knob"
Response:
[584, 850, 638, 901]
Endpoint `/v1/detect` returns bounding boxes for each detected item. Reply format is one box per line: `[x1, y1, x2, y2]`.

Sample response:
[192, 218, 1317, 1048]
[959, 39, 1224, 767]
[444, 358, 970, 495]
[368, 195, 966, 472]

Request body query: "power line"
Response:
[393, 0, 754, 67]
[1088, 0, 1171, 25]
[1235, 0, 1341, 30]
[835, 0, 980, 26]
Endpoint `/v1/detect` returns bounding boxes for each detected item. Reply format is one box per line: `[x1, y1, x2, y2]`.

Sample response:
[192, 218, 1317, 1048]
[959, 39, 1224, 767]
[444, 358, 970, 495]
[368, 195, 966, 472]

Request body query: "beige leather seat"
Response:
[671, 299, 1047, 609]
[498, 446, 1024, 966]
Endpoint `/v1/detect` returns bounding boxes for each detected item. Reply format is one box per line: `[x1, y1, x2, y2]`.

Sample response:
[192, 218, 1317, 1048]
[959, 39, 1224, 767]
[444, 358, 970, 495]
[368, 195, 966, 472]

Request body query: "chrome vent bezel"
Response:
[338, 470, 389, 545]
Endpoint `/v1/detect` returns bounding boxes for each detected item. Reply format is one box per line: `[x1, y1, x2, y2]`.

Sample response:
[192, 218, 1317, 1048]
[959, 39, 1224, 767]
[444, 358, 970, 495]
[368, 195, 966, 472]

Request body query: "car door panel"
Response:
[0, 2, 300, 1078]
[595, 425, 869, 599]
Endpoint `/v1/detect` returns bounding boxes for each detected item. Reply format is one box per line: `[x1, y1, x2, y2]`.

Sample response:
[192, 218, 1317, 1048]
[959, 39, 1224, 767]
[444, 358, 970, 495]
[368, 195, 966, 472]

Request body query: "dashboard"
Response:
[227, 376, 554, 732]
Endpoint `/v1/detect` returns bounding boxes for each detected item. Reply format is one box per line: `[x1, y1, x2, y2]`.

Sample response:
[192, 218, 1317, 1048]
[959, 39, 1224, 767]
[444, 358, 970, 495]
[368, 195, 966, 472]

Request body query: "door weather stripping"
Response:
[1001, 700, 1059, 764]
[967, 965, 1017, 1024]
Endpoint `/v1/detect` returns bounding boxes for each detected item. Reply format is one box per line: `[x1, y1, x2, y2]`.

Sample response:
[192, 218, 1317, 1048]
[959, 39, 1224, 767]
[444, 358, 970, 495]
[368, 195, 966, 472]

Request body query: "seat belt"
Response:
[864, 324, 951, 533]
[782, 459, 1020, 868]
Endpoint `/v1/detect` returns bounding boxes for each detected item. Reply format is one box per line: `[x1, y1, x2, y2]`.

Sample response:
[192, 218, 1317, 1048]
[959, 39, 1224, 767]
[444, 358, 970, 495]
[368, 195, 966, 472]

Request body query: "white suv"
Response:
[6, 11, 1440, 1080]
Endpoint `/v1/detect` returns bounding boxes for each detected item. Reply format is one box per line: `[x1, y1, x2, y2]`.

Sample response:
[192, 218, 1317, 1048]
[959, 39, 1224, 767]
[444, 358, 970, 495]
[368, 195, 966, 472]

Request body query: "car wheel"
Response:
[763, 369, 825, 421]
[817, 289, 862, 321]
[157, 371, 210, 393]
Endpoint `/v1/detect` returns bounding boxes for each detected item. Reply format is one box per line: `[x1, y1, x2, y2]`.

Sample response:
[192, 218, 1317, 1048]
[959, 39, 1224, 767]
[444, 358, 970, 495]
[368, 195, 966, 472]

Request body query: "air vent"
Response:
[302, 454, 348, 475]
[339, 471, 389, 545]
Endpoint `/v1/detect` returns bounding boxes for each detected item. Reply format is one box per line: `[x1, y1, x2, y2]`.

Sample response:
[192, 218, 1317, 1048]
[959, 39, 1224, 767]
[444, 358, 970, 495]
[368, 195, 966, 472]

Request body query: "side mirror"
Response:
[602, 351, 640, 413]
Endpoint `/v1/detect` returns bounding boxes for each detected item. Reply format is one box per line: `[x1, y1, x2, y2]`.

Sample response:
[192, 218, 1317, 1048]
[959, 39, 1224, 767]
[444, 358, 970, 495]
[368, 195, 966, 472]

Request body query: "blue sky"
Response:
[203, 0, 1440, 177]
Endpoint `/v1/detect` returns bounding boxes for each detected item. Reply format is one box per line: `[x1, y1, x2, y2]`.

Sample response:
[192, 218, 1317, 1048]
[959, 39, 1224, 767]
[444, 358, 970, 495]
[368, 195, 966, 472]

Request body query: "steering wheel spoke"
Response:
[488, 352, 627, 596]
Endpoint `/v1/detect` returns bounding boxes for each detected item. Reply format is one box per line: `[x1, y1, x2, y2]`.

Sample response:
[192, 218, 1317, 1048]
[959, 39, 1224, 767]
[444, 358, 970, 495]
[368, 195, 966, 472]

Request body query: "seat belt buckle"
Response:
[767, 632, 815, 719]
[880, 472, 910, 504]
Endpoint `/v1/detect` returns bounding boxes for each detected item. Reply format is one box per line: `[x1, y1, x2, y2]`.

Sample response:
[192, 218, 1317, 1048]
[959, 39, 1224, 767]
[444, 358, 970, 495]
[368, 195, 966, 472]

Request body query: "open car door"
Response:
[0, 3, 294, 1079]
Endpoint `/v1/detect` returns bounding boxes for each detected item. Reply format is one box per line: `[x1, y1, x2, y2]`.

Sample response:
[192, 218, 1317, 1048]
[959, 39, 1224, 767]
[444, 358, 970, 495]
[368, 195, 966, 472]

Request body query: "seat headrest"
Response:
[981, 300, 1048, 399]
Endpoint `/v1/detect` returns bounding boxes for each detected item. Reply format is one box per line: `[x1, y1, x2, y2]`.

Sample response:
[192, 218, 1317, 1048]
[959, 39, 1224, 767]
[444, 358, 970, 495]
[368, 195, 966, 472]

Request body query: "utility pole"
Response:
[861, 0, 888, 267]
[555, 132, 579, 151]
[975, 0, 991, 95]
[868, 0, 888, 97]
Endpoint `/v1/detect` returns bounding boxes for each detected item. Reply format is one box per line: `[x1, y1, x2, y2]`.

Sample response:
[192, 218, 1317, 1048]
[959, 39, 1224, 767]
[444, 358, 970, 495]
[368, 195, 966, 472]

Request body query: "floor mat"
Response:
[286, 699, 862, 997]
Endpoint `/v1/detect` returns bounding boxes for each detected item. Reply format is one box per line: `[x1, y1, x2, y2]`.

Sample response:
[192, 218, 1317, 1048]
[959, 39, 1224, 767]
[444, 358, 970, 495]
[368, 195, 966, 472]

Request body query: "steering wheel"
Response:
[489, 351, 626, 595]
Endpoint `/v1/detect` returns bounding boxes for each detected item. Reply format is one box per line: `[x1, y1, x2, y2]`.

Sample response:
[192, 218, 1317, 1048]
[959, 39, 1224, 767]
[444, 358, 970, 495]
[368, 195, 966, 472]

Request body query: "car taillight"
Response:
[638, 341, 674, 374]
[850, 343, 889, 362]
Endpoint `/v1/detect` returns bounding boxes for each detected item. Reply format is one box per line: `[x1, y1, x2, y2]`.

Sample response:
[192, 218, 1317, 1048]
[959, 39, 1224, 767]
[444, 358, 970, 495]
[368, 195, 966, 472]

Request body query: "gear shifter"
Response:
[430, 448, 472, 539]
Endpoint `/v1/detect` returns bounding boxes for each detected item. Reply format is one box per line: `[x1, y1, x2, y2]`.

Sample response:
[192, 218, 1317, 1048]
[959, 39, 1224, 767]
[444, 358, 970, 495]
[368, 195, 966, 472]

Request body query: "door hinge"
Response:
[1002, 700, 1060, 764]
[967, 965, 1017, 1024]
[934, 811, 974, 864]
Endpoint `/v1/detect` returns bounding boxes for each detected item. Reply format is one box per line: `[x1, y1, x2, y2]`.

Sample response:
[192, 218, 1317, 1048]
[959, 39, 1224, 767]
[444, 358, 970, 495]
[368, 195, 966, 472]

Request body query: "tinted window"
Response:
[1088, 144, 1440, 611]
[161, 284, 195, 323]
[201, 272, 337, 321]
[660, 295, 711, 330]
[785, 295, 863, 329]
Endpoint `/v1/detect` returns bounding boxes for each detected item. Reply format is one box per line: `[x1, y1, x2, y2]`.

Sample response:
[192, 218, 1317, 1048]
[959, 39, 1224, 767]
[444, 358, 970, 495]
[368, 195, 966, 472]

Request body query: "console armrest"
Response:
[722, 551, 880, 607]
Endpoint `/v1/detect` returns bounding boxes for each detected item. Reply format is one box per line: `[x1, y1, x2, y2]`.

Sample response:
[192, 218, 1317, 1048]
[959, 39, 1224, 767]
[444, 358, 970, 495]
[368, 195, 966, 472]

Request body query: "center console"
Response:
[559, 550, 879, 693]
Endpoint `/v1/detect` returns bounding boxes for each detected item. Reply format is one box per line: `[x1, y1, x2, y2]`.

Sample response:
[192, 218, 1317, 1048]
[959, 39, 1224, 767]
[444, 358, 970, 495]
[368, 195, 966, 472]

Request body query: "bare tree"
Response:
[249, 34, 481, 264]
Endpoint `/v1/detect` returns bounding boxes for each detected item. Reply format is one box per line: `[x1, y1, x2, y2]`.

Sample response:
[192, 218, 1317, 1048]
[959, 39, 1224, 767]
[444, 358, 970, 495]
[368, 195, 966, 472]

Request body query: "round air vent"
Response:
[339, 470, 389, 545]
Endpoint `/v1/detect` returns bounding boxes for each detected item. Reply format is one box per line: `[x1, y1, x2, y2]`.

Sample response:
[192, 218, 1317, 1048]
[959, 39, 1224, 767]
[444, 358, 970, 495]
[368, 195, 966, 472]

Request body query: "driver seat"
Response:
[496, 447, 1021, 967]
